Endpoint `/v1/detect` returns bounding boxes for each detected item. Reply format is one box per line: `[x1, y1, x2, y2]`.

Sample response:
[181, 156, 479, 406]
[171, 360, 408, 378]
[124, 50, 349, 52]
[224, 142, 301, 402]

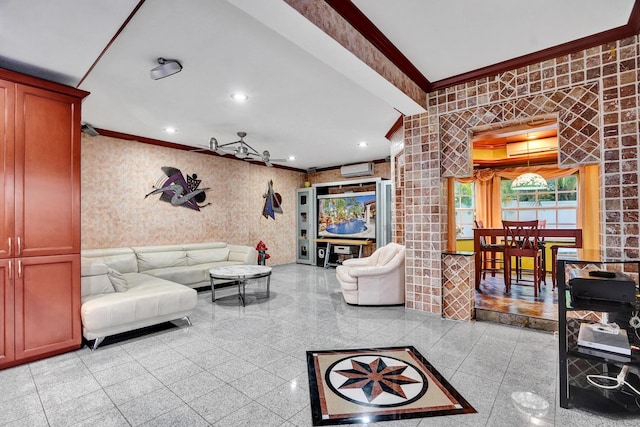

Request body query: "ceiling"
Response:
[0, 0, 637, 170]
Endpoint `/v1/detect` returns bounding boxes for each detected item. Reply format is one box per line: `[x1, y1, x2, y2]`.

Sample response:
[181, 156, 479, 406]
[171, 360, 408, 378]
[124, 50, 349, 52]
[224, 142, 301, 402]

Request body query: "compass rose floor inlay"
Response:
[306, 346, 476, 425]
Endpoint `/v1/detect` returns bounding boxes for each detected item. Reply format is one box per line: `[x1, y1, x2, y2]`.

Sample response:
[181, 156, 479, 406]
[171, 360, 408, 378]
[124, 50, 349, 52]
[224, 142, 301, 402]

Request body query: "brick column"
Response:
[442, 253, 475, 321]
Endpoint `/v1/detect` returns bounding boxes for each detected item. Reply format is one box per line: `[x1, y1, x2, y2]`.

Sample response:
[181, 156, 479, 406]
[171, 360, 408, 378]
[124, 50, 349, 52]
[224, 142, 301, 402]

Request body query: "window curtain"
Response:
[579, 164, 600, 251]
[449, 165, 598, 251]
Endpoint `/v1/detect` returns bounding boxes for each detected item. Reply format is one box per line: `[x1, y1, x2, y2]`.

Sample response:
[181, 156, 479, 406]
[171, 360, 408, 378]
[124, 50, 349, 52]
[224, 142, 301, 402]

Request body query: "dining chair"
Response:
[502, 219, 544, 296]
[516, 219, 547, 284]
[474, 220, 505, 281]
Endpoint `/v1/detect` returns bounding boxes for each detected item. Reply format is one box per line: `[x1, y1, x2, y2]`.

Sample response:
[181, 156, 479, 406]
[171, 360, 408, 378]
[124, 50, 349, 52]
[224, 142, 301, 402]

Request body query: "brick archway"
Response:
[439, 82, 600, 179]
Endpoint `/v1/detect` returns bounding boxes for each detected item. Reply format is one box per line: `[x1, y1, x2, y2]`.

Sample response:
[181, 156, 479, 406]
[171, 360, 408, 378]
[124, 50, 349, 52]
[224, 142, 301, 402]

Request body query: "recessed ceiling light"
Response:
[230, 93, 249, 102]
[163, 127, 178, 134]
[358, 141, 368, 147]
[288, 155, 296, 161]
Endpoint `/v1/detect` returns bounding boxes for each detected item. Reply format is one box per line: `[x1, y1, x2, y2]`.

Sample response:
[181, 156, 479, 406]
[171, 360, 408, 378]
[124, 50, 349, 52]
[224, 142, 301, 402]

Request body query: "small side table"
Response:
[209, 265, 272, 306]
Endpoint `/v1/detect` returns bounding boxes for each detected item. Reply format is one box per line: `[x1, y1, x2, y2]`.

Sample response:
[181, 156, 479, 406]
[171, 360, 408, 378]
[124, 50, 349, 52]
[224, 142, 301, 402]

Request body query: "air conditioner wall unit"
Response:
[506, 137, 558, 158]
[340, 162, 374, 177]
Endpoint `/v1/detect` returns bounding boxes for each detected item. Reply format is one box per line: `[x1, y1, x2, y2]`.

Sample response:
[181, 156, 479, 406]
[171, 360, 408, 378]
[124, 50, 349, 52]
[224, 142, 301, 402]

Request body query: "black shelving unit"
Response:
[557, 251, 640, 417]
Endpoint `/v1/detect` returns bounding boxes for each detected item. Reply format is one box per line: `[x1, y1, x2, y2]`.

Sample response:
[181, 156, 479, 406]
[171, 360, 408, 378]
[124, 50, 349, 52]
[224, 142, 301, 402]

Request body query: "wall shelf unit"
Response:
[314, 238, 375, 268]
[296, 188, 314, 265]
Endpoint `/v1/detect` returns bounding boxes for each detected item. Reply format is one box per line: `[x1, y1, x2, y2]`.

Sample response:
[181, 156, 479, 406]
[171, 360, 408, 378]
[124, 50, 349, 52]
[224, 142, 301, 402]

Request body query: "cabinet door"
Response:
[0, 80, 15, 259]
[0, 260, 15, 367]
[14, 255, 80, 361]
[14, 85, 81, 257]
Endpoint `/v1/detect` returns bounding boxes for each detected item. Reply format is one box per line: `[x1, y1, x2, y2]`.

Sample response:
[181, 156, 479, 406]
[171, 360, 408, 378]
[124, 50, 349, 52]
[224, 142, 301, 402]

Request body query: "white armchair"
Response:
[336, 243, 406, 305]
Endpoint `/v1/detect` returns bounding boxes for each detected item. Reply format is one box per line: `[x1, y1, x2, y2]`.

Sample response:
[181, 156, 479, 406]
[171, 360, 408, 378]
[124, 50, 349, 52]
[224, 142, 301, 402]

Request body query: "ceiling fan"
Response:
[193, 132, 287, 167]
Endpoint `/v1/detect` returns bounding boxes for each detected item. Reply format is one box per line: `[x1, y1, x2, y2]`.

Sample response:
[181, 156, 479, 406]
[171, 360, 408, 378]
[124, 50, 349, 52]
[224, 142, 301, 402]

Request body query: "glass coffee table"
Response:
[209, 265, 272, 306]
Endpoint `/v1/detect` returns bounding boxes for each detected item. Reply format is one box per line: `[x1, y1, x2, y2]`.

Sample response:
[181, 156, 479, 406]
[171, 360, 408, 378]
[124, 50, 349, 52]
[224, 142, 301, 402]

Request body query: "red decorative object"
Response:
[256, 240, 270, 265]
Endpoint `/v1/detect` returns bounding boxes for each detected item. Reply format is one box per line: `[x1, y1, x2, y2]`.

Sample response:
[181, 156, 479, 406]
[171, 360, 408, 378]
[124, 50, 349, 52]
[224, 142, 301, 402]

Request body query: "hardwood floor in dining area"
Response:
[475, 273, 559, 332]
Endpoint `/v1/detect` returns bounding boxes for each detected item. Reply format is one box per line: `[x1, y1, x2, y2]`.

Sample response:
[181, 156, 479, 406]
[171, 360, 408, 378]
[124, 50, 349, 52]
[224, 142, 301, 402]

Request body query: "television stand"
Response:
[314, 238, 375, 268]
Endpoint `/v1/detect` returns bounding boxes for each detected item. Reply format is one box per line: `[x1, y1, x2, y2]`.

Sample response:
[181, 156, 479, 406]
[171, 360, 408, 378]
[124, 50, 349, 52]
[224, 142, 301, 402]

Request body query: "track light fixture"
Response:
[150, 58, 182, 80]
[81, 123, 99, 136]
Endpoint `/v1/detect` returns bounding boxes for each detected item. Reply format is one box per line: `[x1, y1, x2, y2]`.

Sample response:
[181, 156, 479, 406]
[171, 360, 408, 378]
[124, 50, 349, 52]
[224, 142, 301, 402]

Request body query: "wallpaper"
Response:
[81, 134, 305, 266]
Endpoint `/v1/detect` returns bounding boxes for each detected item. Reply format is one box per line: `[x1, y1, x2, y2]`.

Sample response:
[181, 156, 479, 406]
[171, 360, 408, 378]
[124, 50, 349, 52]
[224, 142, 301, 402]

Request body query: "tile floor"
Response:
[0, 264, 636, 426]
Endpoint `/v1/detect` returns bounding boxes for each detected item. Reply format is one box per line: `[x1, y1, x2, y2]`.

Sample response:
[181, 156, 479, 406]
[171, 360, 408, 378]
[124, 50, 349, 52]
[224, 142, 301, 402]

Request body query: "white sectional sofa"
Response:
[80, 242, 258, 349]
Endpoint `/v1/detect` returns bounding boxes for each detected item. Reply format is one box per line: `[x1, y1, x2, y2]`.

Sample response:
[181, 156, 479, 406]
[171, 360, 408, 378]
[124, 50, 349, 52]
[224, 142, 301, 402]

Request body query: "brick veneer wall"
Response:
[404, 36, 640, 313]
[442, 254, 475, 321]
[404, 113, 446, 312]
[390, 126, 405, 245]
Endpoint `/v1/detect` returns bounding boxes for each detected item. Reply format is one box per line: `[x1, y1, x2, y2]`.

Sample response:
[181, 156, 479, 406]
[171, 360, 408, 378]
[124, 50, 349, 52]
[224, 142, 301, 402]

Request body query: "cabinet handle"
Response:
[17, 260, 21, 279]
[7, 237, 10, 256]
[17, 237, 21, 255]
[8, 260, 12, 280]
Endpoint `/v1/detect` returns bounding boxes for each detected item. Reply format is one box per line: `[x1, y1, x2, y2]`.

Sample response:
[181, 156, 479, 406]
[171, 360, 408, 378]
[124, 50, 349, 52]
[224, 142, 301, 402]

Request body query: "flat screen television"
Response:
[317, 191, 376, 239]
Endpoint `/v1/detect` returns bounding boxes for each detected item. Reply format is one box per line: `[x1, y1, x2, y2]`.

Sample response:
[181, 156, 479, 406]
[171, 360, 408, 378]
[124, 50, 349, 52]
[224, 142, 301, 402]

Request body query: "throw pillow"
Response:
[107, 268, 128, 292]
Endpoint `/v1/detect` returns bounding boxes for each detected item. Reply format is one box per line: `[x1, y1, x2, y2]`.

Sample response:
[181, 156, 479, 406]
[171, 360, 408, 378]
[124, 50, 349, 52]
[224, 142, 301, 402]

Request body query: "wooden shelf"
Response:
[314, 238, 375, 245]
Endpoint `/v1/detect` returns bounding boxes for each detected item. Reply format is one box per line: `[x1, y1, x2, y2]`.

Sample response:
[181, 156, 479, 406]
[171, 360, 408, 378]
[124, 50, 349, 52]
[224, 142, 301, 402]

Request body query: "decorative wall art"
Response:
[145, 166, 211, 211]
[262, 180, 282, 219]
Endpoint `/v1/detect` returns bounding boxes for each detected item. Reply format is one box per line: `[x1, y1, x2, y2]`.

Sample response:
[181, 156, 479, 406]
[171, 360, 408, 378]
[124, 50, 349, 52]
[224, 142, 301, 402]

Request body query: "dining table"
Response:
[473, 227, 583, 291]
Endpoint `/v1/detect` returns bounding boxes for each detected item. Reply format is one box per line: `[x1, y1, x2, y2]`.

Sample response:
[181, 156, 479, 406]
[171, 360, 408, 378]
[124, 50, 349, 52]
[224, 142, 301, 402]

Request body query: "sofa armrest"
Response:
[346, 253, 405, 277]
[348, 265, 392, 278]
[228, 245, 258, 264]
[341, 256, 372, 267]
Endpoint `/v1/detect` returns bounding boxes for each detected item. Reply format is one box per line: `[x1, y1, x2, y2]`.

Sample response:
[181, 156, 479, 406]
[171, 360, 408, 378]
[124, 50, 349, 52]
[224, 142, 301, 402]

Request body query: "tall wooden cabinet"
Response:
[0, 68, 87, 369]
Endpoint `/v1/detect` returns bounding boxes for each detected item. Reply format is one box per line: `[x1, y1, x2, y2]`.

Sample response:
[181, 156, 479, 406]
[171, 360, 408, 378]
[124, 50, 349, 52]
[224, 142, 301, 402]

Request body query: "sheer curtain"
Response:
[449, 165, 599, 251]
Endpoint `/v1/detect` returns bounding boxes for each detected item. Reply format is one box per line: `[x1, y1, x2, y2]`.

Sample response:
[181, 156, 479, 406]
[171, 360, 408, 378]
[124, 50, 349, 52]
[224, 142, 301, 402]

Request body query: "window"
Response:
[501, 175, 578, 228]
[454, 182, 475, 238]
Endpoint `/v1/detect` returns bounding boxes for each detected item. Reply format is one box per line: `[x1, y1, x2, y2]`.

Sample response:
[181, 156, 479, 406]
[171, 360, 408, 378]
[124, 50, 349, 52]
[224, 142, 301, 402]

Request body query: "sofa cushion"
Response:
[196, 260, 245, 271]
[81, 274, 115, 297]
[81, 273, 197, 337]
[144, 266, 209, 286]
[81, 259, 109, 276]
[227, 245, 258, 263]
[187, 247, 230, 265]
[81, 260, 114, 297]
[183, 242, 227, 251]
[107, 268, 128, 292]
[81, 248, 139, 274]
[134, 249, 188, 272]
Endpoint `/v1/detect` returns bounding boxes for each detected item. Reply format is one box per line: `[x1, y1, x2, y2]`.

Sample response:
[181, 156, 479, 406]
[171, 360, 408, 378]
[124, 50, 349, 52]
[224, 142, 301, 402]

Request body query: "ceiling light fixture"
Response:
[288, 155, 296, 161]
[358, 141, 368, 147]
[150, 58, 182, 80]
[234, 145, 250, 159]
[162, 127, 178, 134]
[230, 93, 249, 102]
[205, 132, 287, 167]
[511, 138, 548, 191]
